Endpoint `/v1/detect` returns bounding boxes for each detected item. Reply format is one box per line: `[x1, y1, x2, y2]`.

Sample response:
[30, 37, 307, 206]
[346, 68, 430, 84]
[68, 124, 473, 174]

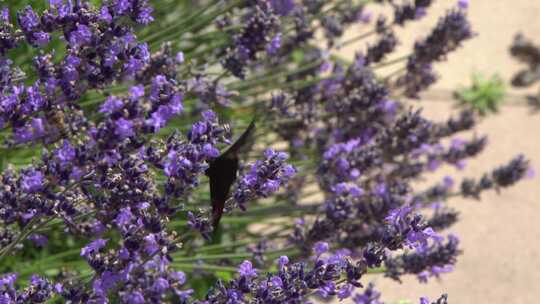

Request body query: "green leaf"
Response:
[455, 73, 506, 115]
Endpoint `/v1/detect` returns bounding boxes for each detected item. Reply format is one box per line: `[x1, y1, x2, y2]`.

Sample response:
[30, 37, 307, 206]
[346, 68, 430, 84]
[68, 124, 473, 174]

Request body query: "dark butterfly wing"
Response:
[206, 156, 239, 228]
[206, 119, 256, 228]
[221, 119, 256, 158]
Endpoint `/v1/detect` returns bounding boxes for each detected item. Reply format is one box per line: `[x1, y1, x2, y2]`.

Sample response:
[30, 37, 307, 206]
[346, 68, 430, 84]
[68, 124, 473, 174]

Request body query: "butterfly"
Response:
[205, 119, 256, 228]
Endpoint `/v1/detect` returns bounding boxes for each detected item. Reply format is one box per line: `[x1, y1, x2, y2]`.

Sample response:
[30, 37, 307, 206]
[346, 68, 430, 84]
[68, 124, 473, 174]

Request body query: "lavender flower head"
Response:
[233, 149, 296, 210]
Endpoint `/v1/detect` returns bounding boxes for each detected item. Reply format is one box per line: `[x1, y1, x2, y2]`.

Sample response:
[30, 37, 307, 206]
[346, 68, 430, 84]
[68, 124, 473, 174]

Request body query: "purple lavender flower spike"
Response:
[175, 51, 185, 63]
[267, 33, 282, 55]
[80, 238, 108, 257]
[277, 255, 289, 269]
[123, 291, 145, 304]
[420, 294, 449, 304]
[353, 282, 382, 304]
[69, 24, 93, 47]
[28, 234, 48, 247]
[99, 96, 124, 114]
[232, 149, 295, 210]
[337, 283, 355, 300]
[99, 6, 113, 23]
[238, 260, 257, 278]
[270, 0, 295, 16]
[55, 140, 76, 165]
[17, 6, 39, 33]
[114, 118, 135, 139]
[14, 118, 46, 143]
[318, 281, 336, 298]
[314, 241, 329, 256]
[21, 169, 44, 193]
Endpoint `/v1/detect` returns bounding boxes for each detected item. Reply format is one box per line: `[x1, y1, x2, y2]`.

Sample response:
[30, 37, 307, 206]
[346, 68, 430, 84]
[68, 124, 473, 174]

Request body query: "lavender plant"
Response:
[0, 0, 532, 303]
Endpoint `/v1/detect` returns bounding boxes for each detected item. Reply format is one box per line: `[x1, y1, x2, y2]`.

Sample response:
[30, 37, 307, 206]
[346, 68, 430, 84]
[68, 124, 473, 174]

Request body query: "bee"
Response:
[46, 108, 69, 139]
[47, 108, 65, 127]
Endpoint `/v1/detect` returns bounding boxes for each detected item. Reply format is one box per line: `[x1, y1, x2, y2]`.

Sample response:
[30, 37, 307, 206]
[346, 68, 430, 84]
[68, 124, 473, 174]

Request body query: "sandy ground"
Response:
[331, 1, 540, 303]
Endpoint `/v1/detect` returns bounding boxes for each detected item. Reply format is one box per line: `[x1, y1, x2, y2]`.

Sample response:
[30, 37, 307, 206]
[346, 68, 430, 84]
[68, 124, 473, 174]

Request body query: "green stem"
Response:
[227, 59, 324, 91]
[150, 0, 244, 49]
[372, 55, 409, 70]
[172, 262, 238, 273]
[0, 216, 54, 260]
[171, 248, 298, 263]
[367, 266, 387, 274]
[336, 28, 378, 49]
[143, 1, 223, 43]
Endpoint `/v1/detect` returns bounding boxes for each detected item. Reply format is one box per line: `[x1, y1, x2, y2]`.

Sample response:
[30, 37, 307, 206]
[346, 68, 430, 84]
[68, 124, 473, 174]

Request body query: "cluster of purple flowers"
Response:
[0, 0, 532, 303]
[223, 1, 280, 78]
[1, 1, 155, 146]
[0, 273, 60, 303]
[203, 245, 365, 303]
[233, 149, 296, 210]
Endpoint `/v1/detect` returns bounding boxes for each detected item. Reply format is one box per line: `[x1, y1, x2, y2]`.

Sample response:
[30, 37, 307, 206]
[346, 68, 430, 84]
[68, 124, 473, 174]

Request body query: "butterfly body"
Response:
[206, 155, 239, 227]
[206, 119, 256, 228]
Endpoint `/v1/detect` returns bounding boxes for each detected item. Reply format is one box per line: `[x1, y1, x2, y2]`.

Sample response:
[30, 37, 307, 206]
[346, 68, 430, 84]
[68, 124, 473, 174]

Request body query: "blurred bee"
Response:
[46, 108, 69, 140]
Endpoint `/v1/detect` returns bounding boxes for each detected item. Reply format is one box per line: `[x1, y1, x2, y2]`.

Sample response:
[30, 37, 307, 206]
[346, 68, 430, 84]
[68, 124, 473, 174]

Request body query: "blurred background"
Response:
[334, 1, 540, 303]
